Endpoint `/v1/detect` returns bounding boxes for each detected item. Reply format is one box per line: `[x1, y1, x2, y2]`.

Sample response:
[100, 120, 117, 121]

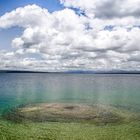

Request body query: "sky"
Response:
[0, 0, 140, 71]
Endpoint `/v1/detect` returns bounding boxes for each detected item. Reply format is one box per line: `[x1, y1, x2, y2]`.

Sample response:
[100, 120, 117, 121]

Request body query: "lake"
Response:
[0, 73, 140, 114]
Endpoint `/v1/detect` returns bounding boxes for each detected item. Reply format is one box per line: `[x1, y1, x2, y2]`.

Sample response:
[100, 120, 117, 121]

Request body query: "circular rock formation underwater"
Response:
[3, 103, 140, 125]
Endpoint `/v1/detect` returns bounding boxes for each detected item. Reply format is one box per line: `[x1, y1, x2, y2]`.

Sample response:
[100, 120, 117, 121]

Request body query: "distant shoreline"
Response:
[1, 70, 140, 74]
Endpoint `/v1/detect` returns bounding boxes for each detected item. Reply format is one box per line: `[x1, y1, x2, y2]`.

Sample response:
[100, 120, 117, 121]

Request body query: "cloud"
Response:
[0, 2, 140, 71]
[60, 0, 140, 18]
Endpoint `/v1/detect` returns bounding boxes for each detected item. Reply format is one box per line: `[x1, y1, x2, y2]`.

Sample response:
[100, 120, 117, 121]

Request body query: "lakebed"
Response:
[1, 73, 140, 140]
[3, 103, 140, 125]
[0, 103, 140, 140]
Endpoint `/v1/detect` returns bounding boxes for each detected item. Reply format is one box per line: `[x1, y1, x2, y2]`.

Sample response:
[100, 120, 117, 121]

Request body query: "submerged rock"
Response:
[3, 103, 139, 125]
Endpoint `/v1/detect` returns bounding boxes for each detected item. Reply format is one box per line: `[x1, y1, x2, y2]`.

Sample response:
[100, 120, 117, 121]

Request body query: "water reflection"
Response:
[0, 73, 140, 113]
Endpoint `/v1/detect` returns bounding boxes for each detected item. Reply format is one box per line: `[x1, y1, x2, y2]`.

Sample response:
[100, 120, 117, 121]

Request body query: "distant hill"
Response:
[0, 70, 49, 73]
[0, 70, 140, 74]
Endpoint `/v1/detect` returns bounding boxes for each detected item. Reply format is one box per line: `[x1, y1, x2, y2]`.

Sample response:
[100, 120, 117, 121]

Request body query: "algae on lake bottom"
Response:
[0, 119, 140, 140]
[1, 103, 140, 140]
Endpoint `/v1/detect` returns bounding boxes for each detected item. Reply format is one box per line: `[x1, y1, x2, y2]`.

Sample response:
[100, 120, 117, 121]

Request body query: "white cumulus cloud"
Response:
[0, 1, 140, 71]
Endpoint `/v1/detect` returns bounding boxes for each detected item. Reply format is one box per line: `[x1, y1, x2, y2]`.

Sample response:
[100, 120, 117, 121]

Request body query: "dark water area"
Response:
[0, 73, 140, 114]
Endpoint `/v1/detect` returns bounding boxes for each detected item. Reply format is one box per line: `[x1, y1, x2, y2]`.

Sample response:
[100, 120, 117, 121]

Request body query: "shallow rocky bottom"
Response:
[3, 103, 140, 125]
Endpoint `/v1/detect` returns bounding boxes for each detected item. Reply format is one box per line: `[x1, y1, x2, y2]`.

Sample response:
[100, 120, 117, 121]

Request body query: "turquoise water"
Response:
[0, 73, 140, 114]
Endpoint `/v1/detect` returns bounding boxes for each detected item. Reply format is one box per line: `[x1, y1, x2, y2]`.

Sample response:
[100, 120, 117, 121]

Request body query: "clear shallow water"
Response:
[0, 73, 140, 114]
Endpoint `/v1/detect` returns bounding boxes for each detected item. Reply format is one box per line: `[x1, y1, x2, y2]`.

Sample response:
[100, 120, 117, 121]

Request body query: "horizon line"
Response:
[1, 69, 140, 74]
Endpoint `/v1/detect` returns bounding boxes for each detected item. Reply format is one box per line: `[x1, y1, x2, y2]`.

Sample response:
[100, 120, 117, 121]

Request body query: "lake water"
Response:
[0, 73, 140, 114]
